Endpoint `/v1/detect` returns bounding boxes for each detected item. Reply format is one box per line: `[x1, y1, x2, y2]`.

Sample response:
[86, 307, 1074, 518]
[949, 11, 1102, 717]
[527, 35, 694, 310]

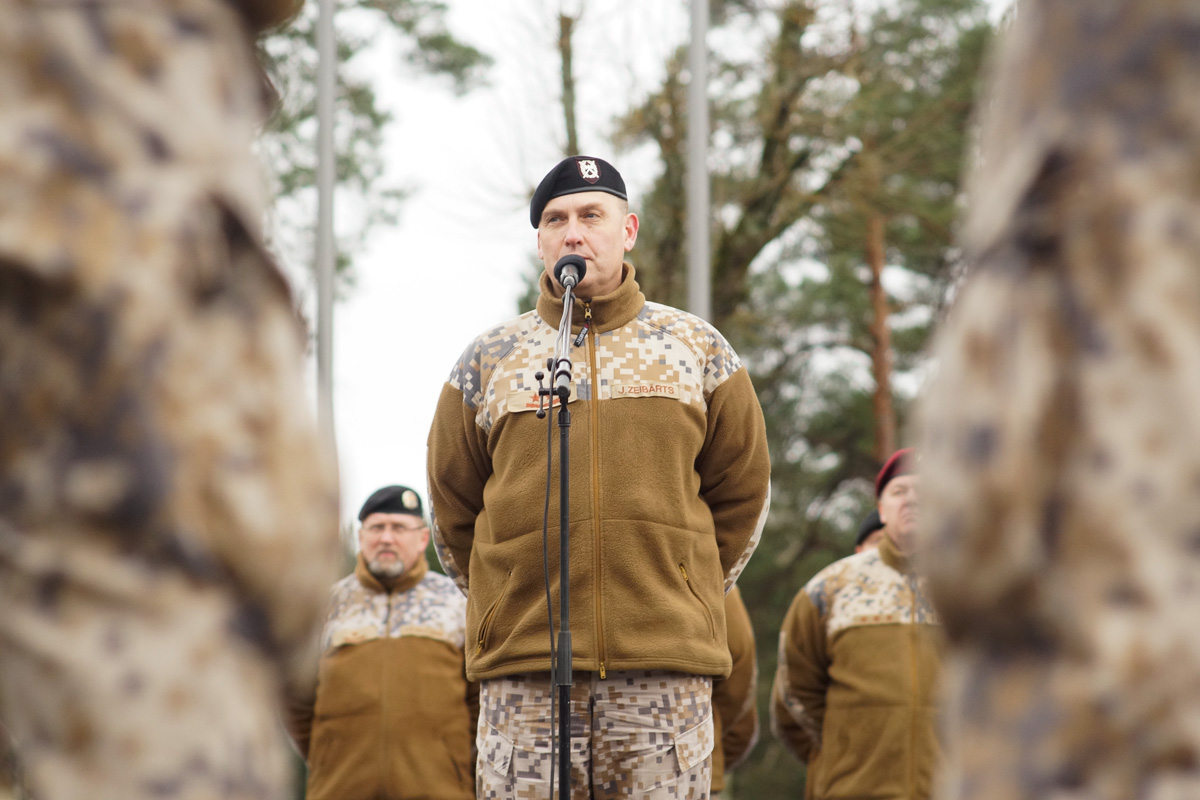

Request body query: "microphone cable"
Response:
[540, 360, 561, 800]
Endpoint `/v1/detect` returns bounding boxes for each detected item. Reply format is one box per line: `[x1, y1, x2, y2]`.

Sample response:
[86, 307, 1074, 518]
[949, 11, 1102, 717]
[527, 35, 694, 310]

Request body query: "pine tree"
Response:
[614, 1, 992, 794]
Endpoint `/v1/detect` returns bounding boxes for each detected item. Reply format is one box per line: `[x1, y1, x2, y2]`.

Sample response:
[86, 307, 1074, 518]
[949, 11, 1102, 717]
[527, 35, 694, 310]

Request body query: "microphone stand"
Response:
[551, 283, 576, 800]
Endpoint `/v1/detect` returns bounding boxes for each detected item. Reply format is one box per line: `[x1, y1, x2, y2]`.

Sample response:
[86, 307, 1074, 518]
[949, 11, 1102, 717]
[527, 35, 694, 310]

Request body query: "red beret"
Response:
[875, 448, 915, 497]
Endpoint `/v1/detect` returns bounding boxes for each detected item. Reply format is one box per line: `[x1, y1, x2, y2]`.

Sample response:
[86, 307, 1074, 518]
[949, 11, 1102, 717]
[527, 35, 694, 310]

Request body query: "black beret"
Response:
[854, 509, 884, 546]
[875, 448, 915, 498]
[530, 156, 627, 228]
[358, 485, 423, 522]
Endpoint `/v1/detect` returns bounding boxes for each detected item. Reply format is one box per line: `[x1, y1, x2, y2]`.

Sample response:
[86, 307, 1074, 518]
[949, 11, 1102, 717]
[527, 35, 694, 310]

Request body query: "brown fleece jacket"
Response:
[287, 555, 478, 800]
[711, 585, 760, 792]
[427, 265, 771, 682]
[771, 536, 944, 800]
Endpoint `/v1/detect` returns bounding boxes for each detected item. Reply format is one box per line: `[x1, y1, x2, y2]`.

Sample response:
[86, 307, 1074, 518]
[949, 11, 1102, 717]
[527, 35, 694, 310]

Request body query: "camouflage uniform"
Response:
[0, 1, 340, 798]
[289, 554, 479, 800]
[918, 1, 1200, 798]
[429, 263, 771, 799]
[710, 586, 759, 794]
[478, 671, 714, 800]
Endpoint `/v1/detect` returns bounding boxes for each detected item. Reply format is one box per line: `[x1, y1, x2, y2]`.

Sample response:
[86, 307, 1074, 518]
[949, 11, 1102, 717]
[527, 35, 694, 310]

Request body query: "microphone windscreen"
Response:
[554, 254, 587, 286]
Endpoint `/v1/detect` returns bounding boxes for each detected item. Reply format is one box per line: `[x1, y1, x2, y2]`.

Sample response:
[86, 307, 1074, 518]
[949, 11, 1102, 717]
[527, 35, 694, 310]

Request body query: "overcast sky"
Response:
[315, 0, 1012, 524]
[321, 1, 690, 521]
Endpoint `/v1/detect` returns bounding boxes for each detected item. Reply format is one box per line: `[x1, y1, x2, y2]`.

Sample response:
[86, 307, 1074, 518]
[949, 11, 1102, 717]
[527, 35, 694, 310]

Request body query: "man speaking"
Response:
[427, 155, 771, 800]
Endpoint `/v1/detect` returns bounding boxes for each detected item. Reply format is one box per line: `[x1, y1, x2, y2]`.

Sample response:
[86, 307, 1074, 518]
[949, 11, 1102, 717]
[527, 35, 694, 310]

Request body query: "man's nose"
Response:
[563, 217, 584, 246]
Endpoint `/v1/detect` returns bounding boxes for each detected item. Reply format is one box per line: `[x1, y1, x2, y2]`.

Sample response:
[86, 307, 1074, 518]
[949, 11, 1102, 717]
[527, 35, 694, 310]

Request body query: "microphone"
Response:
[554, 255, 587, 291]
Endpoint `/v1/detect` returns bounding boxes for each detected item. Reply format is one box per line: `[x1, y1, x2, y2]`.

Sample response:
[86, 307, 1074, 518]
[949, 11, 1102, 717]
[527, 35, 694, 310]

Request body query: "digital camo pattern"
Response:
[917, 2, 1200, 798]
[724, 483, 770, 595]
[321, 569, 467, 652]
[478, 670, 714, 800]
[806, 547, 940, 636]
[638, 302, 743, 398]
[771, 629, 824, 752]
[0, 530, 296, 800]
[0, 0, 340, 798]
[448, 303, 743, 433]
[447, 312, 549, 419]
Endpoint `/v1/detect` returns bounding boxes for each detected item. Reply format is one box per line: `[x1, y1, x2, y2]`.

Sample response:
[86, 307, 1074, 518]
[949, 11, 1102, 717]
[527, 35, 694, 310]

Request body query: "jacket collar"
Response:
[354, 550, 428, 594]
[878, 532, 914, 575]
[536, 262, 646, 334]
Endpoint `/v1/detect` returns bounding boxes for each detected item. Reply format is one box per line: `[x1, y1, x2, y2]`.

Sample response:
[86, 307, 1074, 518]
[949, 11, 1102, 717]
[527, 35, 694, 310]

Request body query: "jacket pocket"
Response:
[678, 562, 716, 638]
[630, 711, 716, 795]
[476, 569, 514, 655]
[479, 722, 514, 778]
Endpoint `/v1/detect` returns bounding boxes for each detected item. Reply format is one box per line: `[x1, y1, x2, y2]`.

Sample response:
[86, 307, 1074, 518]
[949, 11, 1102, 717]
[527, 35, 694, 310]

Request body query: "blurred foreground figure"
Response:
[919, 1, 1200, 798]
[0, 1, 340, 798]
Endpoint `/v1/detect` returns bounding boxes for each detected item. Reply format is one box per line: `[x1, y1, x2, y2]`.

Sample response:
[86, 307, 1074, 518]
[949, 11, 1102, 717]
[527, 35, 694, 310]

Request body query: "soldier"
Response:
[711, 586, 759, 798]
[855, 509, 885, 553]
[918, 1, 1200, 797]
[771, 449, 943, 799]
[288, 485, 478, 800]
[0, 1, 340, 798]
[427, 155, 772, 799]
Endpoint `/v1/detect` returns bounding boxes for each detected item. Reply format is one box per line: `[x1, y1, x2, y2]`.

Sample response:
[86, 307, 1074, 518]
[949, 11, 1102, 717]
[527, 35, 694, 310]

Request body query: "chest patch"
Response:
[504, 388, 578, 415]
[611, 381, 681, 400]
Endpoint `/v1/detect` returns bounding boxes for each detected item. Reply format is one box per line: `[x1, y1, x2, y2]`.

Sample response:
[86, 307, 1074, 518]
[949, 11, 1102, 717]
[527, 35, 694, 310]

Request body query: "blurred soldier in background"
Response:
[772, 449, 942, 799]
[0, 1, 340, 798]
[288, 485, 478, 800]
[855, 509, 885, 553]
[711, 586, 759, 798]
[919, 1, 1200, 797]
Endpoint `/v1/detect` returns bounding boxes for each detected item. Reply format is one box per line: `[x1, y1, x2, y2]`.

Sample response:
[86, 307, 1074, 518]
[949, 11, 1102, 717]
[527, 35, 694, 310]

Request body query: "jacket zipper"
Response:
[573, 305, 591, 347]
[678, 563, 716, 637]
[382, 587, 395, 797]
[584, 302, 607, 679]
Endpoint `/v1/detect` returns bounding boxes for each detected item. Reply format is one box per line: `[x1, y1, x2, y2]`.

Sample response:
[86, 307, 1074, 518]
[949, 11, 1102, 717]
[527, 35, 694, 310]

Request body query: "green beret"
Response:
[530, 156, 627, 228]
[358, 485, 423, 522]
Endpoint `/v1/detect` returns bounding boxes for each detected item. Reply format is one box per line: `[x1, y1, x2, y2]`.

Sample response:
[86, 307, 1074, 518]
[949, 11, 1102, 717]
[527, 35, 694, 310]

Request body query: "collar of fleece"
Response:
[878, 532, 914, 576]
[354, 549, 428, 594]
[536, 262, 646, 335]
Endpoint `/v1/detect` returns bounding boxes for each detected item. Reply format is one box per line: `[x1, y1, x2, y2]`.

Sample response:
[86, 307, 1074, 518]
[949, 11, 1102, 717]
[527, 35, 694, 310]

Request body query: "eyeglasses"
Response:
[362, 523, 428, 536]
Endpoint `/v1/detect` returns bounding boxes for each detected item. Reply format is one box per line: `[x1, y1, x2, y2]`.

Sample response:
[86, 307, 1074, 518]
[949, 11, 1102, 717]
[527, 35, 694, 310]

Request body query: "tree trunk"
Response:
[558, 13, 579, 155]
[867, 212, 895, 462]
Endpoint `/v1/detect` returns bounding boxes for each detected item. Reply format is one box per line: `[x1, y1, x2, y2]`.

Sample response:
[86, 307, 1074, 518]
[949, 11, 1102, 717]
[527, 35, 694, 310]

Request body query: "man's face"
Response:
[537, 191, 639, 301]
[358, 512, 429, 581]
[877, 474, 919, 554]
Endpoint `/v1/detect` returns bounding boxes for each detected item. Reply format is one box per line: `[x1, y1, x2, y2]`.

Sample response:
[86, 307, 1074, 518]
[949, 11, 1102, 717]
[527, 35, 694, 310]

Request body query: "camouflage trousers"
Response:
[0, 0, 339, 798]
[478, 670, 714, 800]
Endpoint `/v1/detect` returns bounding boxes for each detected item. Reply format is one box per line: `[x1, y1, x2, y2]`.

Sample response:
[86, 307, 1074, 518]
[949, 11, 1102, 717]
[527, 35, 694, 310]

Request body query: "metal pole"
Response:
[687, 0, 711, 321]
[315, 0, 337, 450]
[551, 293, 576, 800]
